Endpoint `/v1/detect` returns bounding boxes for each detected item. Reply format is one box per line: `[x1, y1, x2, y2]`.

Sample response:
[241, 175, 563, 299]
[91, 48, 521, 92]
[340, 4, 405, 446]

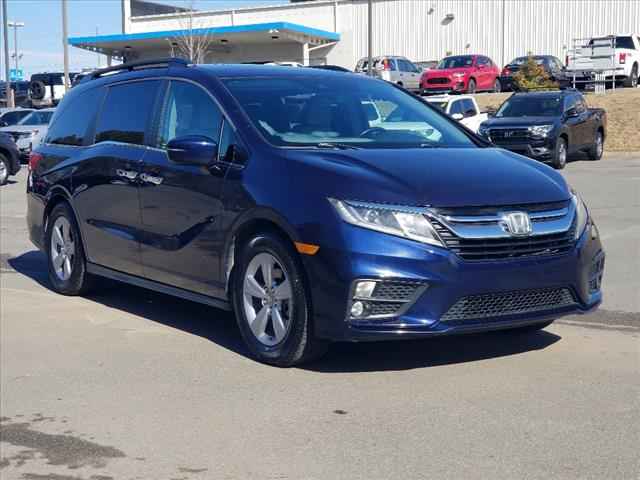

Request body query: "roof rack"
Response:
[85, 57, 188, 82]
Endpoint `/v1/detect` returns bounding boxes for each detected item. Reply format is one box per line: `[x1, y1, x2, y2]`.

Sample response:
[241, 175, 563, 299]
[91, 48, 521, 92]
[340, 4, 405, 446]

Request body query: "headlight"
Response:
[329, 199, 444, 247]
[572, 193, 589, 240]
[528, 124, 554, 138]
[452, 72, 466, 79]
[478, 124, 490, 137]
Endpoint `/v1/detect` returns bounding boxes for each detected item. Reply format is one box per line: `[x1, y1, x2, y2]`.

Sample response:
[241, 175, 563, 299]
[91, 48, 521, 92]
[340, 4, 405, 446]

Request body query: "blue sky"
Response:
[1, 0, 287, 79]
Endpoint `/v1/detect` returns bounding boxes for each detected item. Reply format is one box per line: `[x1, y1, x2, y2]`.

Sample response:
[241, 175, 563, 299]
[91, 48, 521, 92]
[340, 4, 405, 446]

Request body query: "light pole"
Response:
[2, 0, 12, 107]
[366, 0, 372, 76]
[62, 0, 70, 91]
[8, 20, 24, 75]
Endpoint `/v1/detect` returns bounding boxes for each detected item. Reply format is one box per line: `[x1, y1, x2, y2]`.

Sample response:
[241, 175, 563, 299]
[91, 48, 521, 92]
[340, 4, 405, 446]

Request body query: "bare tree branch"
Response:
[171, 1, 216, 64]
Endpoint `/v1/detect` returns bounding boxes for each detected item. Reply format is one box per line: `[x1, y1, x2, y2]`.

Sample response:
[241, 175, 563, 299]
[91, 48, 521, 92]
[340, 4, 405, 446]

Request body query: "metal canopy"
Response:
[69, 21, 340, 60]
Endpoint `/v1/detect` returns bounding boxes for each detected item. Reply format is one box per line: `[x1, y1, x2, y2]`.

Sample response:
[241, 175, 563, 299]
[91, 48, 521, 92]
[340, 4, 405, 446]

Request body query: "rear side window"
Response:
[461, 99, 476, 116]
[47, 88, 104, 146]
[615, 36, 636, 50]
[449, 100, 464, 116]
[95, 80, 160, 146]
[157, 80, 223, 148]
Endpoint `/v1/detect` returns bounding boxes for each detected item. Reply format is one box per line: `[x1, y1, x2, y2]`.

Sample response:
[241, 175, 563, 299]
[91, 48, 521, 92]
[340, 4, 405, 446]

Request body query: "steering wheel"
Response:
[360, 127, 387, 138]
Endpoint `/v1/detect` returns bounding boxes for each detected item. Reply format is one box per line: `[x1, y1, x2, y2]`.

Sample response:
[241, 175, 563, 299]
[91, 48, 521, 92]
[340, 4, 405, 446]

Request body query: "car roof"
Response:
[512, 90, 573, 98]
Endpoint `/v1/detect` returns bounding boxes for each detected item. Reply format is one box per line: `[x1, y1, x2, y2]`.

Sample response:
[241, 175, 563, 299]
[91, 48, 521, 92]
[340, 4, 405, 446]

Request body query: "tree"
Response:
[171, 1, 215, 64]
[513, 56, 558, 92]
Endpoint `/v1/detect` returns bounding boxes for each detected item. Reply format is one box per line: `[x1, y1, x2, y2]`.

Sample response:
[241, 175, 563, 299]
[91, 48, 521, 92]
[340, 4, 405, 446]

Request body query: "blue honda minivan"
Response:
[26, 59, 604, 366]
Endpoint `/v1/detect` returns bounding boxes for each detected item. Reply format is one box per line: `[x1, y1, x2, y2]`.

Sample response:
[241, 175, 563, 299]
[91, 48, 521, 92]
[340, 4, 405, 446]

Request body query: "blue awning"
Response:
[69, 21, 340, 57]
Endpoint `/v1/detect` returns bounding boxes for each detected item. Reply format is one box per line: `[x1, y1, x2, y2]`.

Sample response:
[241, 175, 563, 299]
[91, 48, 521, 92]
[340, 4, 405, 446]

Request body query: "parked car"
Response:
[0, 108, 55, 162]
[0, 132, 21, 185]
[500, 55, 570, 91]
[27, 59, 604, 366]
[415, 60, 438, 72]
[355, 56, 422, 92]
[423, 94, 488, 132]
[478, 90, 606, 169]
[1, 81, 31, 107]
[29, 72, 78, 108]
[0, 107, 34, 127]
[421, 54, 501, 94]
[566, 34, 639, 88]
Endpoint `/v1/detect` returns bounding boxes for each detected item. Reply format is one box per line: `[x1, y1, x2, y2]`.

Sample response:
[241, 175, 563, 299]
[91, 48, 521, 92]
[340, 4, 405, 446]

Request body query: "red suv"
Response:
[421, 55, 501, 95]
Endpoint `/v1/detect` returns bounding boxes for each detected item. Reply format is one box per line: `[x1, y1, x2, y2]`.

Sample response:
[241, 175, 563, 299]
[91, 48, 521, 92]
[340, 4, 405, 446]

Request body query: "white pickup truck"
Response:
[566, 34, 639, 88]
[423, 94, 488, 133]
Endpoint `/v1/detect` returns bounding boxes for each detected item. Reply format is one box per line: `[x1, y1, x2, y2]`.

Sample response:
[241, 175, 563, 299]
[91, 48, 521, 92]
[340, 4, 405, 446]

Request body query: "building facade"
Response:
[71, 0, 640, 69]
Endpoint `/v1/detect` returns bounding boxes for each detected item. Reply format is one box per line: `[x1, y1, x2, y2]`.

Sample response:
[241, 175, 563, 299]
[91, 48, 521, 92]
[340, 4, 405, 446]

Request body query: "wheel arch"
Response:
[222, 209, 302, 296]
[43, 187, 89, 255]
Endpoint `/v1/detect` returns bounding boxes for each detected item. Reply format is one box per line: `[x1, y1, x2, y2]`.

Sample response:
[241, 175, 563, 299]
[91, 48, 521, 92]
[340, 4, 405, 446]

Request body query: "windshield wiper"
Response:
[314, 142, 362, 150]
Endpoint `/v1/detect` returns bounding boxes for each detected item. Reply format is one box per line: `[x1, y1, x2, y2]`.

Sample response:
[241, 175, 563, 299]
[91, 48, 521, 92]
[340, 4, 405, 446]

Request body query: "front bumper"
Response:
[491, 138, 557, 161]
[305, 222, 603, 342]
[421, 80, 466, 95]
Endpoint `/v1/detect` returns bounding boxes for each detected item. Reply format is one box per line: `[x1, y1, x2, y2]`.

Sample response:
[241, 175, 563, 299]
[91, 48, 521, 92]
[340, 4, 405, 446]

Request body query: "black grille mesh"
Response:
[441, 287, 575, 322]
[368, 302, 406, 316]
[371, 282, 421, 301]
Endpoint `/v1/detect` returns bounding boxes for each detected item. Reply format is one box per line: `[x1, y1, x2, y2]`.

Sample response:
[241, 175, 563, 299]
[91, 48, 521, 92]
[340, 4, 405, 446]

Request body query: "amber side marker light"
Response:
[295, 242, 320, 255]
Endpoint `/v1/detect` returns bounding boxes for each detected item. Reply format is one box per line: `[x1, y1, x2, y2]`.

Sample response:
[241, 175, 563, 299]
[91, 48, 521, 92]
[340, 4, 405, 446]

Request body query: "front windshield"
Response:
[437, 56, 474, 69]
[223, 76, 476, 149]
[496, 96, 562, 117]
[18, 110, 54, 125]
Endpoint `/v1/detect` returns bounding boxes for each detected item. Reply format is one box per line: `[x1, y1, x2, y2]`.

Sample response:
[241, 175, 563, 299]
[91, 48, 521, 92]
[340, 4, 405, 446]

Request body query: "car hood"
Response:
[482, 116, 559, 127]
[288, 147, 569, 208]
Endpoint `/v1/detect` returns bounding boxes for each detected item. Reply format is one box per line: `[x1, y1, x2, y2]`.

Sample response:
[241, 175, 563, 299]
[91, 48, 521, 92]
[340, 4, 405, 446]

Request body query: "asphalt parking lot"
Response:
[1, 155, 639, 479]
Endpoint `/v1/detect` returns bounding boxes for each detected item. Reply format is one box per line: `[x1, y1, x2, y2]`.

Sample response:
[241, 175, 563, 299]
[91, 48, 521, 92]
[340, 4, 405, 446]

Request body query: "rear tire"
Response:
[623, 64, 638, 88]
[467, 79, 477, 94]
[0, 153, 9, 186]
[551, 137, 567, 169]
[588, 130, 604, 160]
[232, 231, 328, 367]
[45, 202, 96, 295]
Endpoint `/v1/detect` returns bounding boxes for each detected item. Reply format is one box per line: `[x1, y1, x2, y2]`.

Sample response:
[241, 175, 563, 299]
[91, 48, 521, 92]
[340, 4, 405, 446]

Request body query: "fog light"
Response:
[350, 301, 365, 318]
[354, 280, 376, 298]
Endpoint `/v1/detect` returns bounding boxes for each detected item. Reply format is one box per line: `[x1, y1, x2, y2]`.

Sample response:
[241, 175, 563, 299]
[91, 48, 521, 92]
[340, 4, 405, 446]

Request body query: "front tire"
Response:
[623, 64, 638, 88]
[467, 79, 477, 94]
[588, 130, 604, 160]
[551, 137, 567, 169]
[45, 202, 95, 295]
[232, 231, 328, 367]
[0, 153, 9, 186]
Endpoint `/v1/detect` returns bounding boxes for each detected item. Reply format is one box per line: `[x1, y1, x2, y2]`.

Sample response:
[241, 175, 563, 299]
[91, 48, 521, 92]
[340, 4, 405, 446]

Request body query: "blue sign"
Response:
[9, 69, 24, 81]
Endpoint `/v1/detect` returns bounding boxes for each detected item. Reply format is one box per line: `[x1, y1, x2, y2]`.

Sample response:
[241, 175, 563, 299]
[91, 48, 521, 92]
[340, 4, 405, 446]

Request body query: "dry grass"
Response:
[473, 88, 640, 152]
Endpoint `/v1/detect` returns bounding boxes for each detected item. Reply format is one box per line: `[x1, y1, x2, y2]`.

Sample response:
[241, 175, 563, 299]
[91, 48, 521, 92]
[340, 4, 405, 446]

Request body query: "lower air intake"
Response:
[441, 287, 575, 322]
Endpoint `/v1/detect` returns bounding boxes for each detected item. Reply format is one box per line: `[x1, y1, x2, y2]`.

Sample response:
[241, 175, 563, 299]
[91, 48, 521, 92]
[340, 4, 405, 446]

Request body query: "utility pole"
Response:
[62, 0, 70, 91]
[1, 0, 13, 107]
[366, 0, 372, 76]
[8, 20, 24, 74]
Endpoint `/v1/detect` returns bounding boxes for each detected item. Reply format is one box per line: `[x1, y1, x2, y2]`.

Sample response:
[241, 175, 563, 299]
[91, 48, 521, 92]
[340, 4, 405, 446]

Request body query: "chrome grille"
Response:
[441, 287, 575, 322]
[488, 128, 530, 143]
[429, 200, 576, 261]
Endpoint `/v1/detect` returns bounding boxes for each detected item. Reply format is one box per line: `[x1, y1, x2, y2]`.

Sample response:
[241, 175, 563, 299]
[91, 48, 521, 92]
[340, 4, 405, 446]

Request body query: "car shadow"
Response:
[8, 250, 561, 373]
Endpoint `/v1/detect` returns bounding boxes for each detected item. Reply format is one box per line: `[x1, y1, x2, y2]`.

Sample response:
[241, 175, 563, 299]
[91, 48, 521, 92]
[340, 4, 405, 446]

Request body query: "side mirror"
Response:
[451, 113, 464, 121]
[167, 135, 218, 166]
[0, 120, 8, 127]
[566, 108, 579, 118]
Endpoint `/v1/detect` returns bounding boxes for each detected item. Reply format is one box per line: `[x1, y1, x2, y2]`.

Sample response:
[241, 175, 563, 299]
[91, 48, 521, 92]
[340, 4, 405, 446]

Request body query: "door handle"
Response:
[116, 169, 138, 181]
[140, 173, 163, 185]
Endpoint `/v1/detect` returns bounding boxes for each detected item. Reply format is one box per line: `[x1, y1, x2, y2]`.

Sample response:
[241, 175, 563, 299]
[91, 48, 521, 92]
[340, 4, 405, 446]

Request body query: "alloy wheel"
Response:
[50, 216, 76, 281]
[596, 133, 603, 158]
[242, 252, 293, 347]
[0, 159, 7, 185]
[558, 141, 567, 167]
